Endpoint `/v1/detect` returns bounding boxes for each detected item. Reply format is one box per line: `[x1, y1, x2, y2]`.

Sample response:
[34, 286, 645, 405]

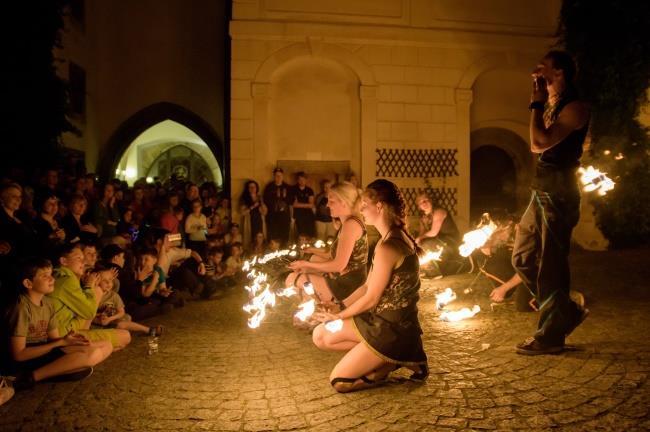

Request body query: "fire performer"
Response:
[311, 179, 428, 392]
[285, 182, 368, 322]
[414, 193, 462, 275]
[512, 50, 590, 355]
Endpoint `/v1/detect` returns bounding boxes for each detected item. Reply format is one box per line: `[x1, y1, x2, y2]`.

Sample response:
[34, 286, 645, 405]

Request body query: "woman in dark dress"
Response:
[240, 180, 267, 249]
[286, 182, 367, 310]
[312, 179, 428, 393]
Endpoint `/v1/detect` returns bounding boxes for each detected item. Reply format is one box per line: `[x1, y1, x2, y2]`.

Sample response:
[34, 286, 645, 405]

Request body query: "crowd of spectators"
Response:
[0, 166, 342, 400]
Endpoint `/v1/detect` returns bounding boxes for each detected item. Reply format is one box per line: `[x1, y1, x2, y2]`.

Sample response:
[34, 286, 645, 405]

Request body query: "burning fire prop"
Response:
[242, 243, 327, 329]
[578, 166, 615, 196]
[433, 287, 481, 322]
[435, 287, 456, 310]
[458, 214, 497, 257]
[440, 305, 481, 322]
[419, 246, 443, 265]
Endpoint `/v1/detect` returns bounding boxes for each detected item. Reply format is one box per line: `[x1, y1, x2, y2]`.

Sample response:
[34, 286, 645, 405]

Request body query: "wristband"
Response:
[528, 101, 545, 111]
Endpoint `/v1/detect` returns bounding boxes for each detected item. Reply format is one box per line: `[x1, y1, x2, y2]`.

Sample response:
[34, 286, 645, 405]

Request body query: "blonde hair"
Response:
[329, 182, 361, 216]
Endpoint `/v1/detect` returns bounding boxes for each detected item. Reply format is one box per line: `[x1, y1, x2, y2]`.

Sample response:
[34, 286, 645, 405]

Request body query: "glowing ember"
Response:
[419, 246, 443, 265]
[303, 281, 315, 296]
[458, 214, 497, 257]
[440, 305, 481, 322]
[578, 166, 615, 196]
[614, 153, 624, 160]
[435, 287, 457, 310]
[313, 240, 326, 248]
[325, 319, 343, 333]
[294, 299, 316, 322]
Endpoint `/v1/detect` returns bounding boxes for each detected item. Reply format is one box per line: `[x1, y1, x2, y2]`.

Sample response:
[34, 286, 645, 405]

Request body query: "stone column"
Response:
[455, 88, 473, 232]
[360, 84, 378, 186]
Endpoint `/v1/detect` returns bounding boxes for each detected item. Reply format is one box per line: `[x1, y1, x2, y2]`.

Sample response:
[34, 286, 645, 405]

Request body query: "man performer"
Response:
[512, 50, 590, 355]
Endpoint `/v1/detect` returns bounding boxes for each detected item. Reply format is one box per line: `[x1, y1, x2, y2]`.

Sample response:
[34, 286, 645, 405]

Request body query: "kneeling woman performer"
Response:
[312, 179, 428, 393]
[286, 182, 368, 310]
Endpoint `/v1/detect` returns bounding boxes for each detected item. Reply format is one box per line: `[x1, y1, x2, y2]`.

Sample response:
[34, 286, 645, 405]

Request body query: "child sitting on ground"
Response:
[9, 257, 113, 390]
[92, 264, 163, 336]
[202, 247, 236, 297]
[135, 248, 182, 309]
[224, 242, 245, 283]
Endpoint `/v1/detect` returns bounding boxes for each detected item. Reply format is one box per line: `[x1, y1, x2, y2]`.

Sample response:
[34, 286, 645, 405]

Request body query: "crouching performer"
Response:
[312, 180, 428, 393]
[285, 182, 368, 320]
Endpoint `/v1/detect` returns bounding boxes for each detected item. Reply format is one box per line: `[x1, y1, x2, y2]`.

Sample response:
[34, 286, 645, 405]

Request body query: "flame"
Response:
[614, 153, 624, 160]
[419, 246, 443, 265]
[578, 166, 615, 196]
[313, 240, 326, 248]
[435, 287, 457, 310]
[440, 305, 481, 322]
[294, 299, 316, 322]
[243, 287, 276, 328]
[459, 214, 497, 257]
[276, 287, 297, 297]
[325, 319, 343, 333]
[303, 281, 315, 296]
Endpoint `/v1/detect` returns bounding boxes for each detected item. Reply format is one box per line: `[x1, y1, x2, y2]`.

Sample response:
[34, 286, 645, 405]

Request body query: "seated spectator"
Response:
[61, 194, 98, 245]
[92, 183, 120, 241]
[92, 264, 163, 336]
[224, 223, 243, 246]
[202, 247, 235, 298]
[32, 192, 66, 261]
[268, 238, 281, 253]
[48, 244, 131, 349]
[251, 232, 267, 256]
[79, 242, 98, 273]
[185, 199, 208, 256]
[99, 244, 125, 293]
[216, 197, 231, 227]
[0, 183, 38, 281]
[135, 248, 183, 309]
[224, 242, 245, 283]
[9, 257, 113, 391]
[159, 205, 183, 235]
[153, 232, 206, 299]
[115, 207, 138, 243]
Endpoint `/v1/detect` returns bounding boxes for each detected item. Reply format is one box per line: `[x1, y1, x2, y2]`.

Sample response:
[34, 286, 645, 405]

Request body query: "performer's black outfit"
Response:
[291, 185, 316, 238]
[263, 181, 291, 245]
[511, 92, 588, 347]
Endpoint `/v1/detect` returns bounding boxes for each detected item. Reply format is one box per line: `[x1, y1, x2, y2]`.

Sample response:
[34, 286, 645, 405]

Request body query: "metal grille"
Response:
[376, 148, 458, 178]
[402, 187, 458, 216]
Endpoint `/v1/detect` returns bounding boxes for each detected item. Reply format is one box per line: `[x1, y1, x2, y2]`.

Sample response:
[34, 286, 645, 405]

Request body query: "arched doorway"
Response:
[470, 127, 532, 222]
[470, 145, 517, 222]
[99, 102, 226, 190]
[114, 120, 222, 187]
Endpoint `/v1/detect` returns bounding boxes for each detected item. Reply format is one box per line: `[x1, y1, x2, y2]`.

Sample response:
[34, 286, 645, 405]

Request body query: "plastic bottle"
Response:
[147, 329, 159, 355]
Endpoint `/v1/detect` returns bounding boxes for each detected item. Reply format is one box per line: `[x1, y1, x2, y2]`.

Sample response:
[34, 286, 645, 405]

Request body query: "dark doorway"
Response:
[470, 145, 517, 223]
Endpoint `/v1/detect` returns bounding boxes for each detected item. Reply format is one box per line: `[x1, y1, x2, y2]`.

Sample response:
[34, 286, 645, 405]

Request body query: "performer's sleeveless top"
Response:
[325, 215, 368, 301]
[352, 228, 427, 366]
[532, 91, 589, 195]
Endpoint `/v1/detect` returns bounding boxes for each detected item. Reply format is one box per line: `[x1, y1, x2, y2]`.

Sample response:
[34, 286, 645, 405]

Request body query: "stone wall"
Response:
[230, 0, 560, 230]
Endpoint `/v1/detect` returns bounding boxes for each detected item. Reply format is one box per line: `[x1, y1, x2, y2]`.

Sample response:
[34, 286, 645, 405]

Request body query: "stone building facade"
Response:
[228, 0, 567, 231]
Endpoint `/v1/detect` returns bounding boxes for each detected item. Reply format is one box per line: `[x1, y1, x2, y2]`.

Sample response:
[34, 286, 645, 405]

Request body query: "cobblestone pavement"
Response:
[2, 249, 649, 431]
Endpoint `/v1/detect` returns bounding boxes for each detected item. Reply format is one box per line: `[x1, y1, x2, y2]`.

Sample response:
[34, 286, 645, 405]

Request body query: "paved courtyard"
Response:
[1, 248, 649, 431]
